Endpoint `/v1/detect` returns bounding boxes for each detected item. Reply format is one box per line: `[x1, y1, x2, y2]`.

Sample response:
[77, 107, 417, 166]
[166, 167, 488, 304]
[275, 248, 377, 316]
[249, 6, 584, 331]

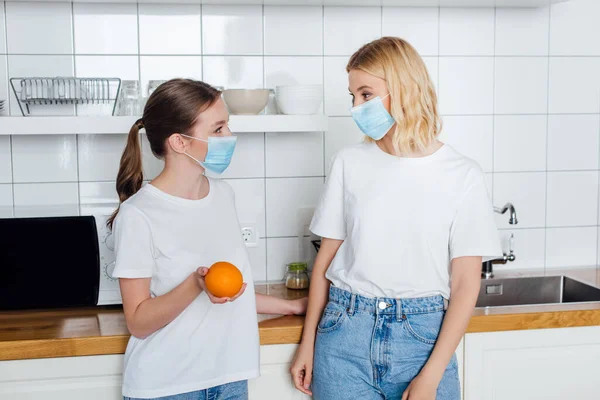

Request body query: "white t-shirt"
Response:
[112, 179, 259, 399]
[310, 142, 502, 299]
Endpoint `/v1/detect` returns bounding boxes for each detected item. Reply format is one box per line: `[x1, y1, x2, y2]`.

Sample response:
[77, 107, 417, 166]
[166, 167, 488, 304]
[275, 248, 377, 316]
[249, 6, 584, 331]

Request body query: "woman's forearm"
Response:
[255, 293, 306, 315]
[121, 273, 202, 339]
[421, 257, 481, 381]
[301, 238, 343, 345]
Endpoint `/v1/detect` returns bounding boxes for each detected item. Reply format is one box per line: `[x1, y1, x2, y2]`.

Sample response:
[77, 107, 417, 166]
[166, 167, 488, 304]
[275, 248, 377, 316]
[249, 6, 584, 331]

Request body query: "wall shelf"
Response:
[7, 0, 569, 7]
[0, 115, 328, 135]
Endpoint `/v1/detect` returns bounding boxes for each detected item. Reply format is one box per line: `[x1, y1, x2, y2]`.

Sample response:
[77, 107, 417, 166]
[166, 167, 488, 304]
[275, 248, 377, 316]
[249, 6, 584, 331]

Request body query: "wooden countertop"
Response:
[2, 268, 600, 361]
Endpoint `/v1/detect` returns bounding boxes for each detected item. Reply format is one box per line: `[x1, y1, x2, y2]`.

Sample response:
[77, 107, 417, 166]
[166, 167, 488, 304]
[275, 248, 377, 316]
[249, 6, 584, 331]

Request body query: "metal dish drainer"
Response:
[10, 77, 122, 116]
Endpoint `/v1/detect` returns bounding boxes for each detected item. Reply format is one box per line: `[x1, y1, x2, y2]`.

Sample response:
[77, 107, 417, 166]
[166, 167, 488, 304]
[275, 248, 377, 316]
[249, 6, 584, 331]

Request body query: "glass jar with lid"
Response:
[285, 262, 309, 290]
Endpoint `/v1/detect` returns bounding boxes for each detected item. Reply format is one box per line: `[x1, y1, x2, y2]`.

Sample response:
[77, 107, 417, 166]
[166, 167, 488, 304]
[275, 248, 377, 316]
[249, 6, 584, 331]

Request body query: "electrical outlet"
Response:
[241, 226, 258, 248]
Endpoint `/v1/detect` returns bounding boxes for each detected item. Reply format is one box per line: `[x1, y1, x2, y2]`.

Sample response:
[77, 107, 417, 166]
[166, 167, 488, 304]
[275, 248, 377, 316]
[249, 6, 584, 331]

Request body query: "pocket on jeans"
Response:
[404, 311, 444, 345]
[317, 301, 346, 333]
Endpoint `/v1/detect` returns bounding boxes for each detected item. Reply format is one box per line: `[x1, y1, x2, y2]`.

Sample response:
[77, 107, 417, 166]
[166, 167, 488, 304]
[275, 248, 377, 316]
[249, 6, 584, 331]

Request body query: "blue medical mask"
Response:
[181, 134, 237, 174]
[350, 93, 395, 141]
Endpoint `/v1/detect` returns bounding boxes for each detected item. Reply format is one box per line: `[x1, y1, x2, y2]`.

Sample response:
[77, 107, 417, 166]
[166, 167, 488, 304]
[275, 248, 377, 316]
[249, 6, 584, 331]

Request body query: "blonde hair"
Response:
[347, 37, 441, 155]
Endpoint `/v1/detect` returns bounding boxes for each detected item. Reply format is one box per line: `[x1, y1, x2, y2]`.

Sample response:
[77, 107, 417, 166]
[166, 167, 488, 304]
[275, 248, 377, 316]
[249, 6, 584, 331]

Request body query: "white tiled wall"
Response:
[1, 1, 600, 279]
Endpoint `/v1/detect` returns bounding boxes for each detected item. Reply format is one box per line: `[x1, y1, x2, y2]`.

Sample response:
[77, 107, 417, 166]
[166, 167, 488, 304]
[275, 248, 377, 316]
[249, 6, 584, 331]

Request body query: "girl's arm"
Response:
[255, 293, 307, 315]
[121, 267, 246, 339]
[402, 256, 481, 399]
[291, 238, 343, 395]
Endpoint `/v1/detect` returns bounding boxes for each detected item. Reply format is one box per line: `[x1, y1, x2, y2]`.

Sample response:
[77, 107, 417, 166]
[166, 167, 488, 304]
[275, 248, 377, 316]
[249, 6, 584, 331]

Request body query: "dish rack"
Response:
[10, 77, 121, 116]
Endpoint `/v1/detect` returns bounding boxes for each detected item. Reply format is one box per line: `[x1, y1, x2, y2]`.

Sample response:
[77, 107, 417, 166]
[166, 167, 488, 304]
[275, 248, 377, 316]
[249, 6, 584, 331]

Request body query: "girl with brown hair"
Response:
[108, 79, 306, 400]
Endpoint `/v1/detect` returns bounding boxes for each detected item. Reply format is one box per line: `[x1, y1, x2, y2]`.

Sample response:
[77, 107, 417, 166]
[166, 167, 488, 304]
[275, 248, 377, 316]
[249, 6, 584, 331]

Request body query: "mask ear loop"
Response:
[178, 133, 208, 172]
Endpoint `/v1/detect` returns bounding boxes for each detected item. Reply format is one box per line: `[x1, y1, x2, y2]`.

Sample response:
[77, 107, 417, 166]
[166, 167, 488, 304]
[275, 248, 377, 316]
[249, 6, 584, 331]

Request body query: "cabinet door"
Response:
[249, 344, 311, 400]
[0, 355, 123, 400]
[464, 326, 600, 400]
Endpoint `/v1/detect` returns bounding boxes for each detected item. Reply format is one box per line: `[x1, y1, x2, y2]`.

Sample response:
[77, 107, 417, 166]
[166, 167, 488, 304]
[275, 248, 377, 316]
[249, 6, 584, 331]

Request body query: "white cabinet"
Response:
[249, 344, 311, 400]
[0, 355, 123, 400]
[463, 326, 600, 400]
[0, 346, 308, 400]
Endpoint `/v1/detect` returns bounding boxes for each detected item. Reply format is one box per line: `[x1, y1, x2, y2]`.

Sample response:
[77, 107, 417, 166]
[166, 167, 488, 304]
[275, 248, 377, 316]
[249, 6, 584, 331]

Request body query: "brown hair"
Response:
[107, 79, 221, 229]
[347, 37, 441, 155]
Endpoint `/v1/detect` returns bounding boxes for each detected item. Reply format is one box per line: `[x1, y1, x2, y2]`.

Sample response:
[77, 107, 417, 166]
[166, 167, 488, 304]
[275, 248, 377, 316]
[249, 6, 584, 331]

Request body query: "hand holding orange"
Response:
[204, 261, 244, 298]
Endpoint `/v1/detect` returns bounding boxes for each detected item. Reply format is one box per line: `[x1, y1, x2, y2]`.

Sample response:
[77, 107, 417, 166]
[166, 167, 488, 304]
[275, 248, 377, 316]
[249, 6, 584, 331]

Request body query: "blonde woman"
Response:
[291, 37, 501, 400]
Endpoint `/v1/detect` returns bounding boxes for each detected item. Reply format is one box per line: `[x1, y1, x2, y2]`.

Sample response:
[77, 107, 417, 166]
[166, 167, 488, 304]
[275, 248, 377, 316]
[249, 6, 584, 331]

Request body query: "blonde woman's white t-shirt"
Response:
[112, 179, 259, 399]
[311, 142, 502, 300]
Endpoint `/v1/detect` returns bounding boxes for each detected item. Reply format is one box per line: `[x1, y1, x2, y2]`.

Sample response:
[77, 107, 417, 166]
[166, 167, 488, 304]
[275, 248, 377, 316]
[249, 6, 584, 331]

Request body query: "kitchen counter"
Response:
[2, 268, 600, 361]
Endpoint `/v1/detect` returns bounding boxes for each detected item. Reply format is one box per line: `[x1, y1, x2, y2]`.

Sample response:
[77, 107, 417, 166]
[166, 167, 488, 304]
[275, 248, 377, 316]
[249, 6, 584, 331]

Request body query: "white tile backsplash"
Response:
[202, 5, 262, 56]
[78, 135, 127, 182]
[13, 182, 79, 218]
[494, 57, 548, 115]
[139, 4, 202, 55]
[75, 56, 139, 80]
[79, 181, 118, 215]
[438, 57, 494, 115]
[550, 0, 600, 56]
[0, 137, 11, 183]
[266, 132, 324, 178]
[203, 56, 263, 89]
[323, 7, 381, 56]
[73, 3, 138, 55]
[547, 171, 598, 227]
[6, 2, 73, 55]
[547, 115, 600, 171]
[248, 238, 267, 282]
[495, 7, 549, 56]
[439, 8, 495, 56]
[548, 57, 600, 114]
[0, 3, 6, 54]
[494, 115, 547, 172]
[266, 177, 323, 238]
[324, 57, 351, 117]
[325, 117, 364, 169]
[140, 56, 203, 96]
[382, 7, 439, 56]
[0, 55, 8, 117]
[11, 135, 78, 183]
[219, 133, 265, 179]
[264, 57, 323, 88]
[438, 116, 494, 172]
[493, 172, 546, 229]
[546, 227, 597, 268]
[264, 6, 322, 56]
[2, 3, 600, 275]
[0, 184, 13, 218]
[225, 178, 266, 240]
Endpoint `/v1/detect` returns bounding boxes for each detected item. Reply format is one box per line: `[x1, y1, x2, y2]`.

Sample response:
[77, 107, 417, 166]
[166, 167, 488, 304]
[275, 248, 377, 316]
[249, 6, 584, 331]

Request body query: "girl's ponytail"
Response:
[107, 119, 144, 230]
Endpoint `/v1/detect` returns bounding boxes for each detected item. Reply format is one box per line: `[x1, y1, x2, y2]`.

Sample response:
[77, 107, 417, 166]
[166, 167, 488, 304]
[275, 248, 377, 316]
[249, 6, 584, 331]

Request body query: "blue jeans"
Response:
[312, 286, 460, 399]
[124, 380, 248, 400]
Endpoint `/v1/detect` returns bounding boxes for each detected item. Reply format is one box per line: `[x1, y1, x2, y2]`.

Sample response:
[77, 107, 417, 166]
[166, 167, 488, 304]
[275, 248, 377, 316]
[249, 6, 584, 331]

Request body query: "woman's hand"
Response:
[195, 267, 247, 304]
[401, 372, 439, 400]
[290, 341, 314, 396]
[289, 297, 308, 315]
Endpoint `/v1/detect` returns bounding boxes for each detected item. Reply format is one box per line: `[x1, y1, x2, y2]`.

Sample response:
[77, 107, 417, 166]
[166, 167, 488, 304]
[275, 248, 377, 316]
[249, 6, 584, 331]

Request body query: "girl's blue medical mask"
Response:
[350, 93, 395, 141]
[181, 134, 237, 174]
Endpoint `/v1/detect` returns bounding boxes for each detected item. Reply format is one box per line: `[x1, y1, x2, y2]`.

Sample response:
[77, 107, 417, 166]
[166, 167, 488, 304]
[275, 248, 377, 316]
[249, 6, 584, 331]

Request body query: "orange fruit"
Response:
[205, 262, 243, 298]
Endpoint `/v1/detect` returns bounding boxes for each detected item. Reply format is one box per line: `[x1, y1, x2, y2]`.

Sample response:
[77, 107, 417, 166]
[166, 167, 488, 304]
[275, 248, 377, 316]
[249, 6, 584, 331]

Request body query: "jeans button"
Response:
[378, 301, 387, 310]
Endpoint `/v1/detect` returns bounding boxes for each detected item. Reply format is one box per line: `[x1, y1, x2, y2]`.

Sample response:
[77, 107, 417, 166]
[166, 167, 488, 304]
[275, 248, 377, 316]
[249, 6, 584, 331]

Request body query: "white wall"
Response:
[0, 1, 599, 279]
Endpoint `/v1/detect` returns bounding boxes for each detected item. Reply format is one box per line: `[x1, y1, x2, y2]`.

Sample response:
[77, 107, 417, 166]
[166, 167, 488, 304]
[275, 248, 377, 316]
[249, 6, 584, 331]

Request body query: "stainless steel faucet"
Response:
[482, 203, 517, 279]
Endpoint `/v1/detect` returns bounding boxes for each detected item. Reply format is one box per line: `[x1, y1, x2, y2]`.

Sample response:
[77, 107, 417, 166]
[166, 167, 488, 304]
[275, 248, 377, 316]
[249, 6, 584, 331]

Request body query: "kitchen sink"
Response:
[476, 276, 600, 308]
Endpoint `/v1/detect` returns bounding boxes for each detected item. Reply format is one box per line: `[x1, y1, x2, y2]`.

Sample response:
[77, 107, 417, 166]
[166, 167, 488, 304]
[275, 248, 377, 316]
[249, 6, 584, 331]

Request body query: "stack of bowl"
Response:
[222, 89, 270, 115]
[275, 85, 323, 115]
